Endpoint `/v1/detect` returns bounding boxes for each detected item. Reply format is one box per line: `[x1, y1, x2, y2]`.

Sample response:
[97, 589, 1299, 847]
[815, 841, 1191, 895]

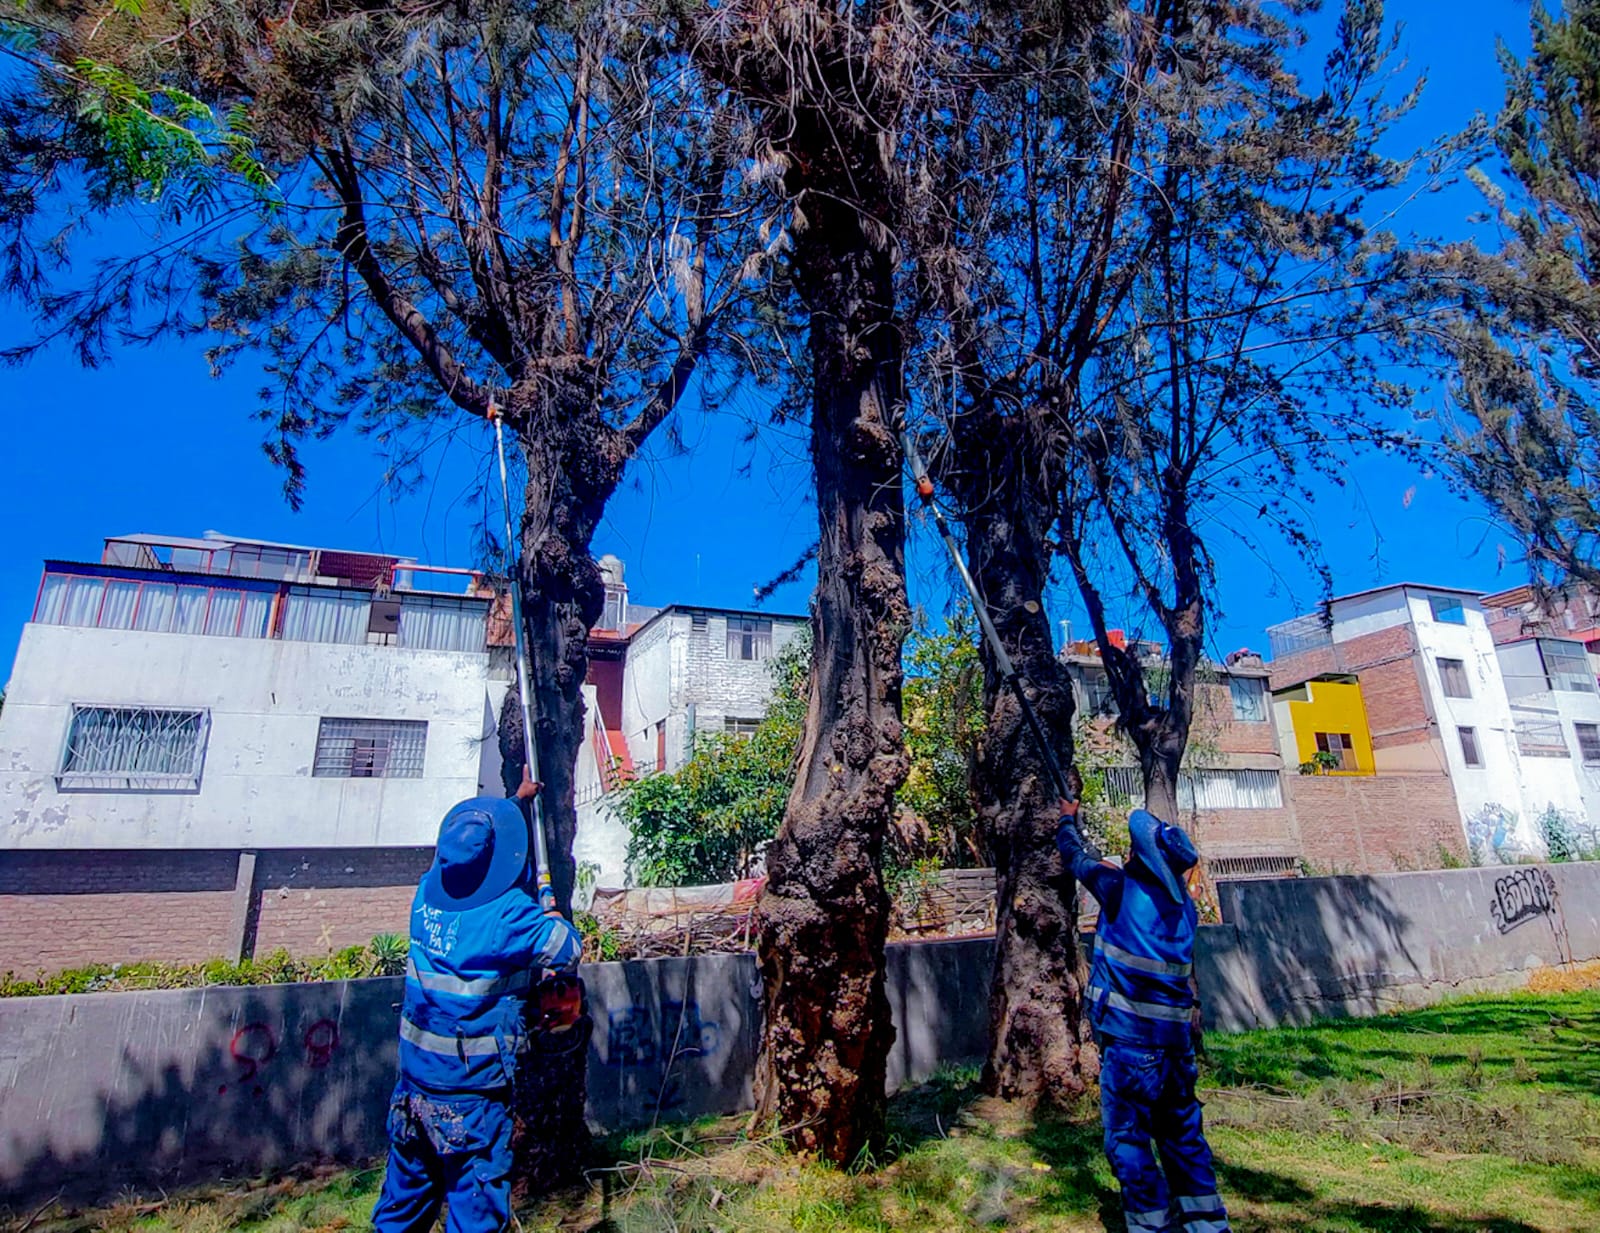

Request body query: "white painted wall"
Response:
[0, 623, 498, 850]
[1328, 589, 1412, 641]
[1406, 597, 1530, 856]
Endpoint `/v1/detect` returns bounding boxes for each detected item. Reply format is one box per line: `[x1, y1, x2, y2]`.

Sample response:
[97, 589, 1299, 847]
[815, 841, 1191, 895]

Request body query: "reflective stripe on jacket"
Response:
[398, 882, 581, 1093]
[1087, 867, 1197, 1049]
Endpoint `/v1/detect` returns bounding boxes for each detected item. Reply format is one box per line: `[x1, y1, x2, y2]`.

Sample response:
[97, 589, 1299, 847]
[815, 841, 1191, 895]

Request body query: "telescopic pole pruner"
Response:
[900, 431, 1077, 805]
[488, 404, 554, 896]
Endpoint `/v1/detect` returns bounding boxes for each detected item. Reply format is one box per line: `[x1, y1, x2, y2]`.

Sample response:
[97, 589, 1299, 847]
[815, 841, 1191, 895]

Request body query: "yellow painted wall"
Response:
[1286, 680, 1375, 774]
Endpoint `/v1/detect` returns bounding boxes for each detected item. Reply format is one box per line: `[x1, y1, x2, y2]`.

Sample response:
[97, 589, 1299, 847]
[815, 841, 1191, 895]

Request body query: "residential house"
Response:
[571, 556, 807, 886]
[0, 532, 509, 973]
[1063, 637, 1302, 882]
[1265, 583, 1600, 868]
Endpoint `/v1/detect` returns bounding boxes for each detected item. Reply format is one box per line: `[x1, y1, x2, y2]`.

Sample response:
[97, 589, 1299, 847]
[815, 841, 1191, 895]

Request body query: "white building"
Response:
[0, 531, 511, 971]
[570, 557, 807, 887]
[1268, 583, 1600, 863]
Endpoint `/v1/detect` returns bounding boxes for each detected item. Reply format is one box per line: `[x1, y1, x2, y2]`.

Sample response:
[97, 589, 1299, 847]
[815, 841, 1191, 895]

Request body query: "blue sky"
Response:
[0, 1, 1542, 680]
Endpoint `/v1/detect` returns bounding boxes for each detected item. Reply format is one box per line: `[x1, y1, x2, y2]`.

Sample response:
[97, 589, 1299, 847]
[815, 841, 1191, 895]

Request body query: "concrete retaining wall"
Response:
[5, 863, 1600, 1206]
[1202, 860, 1600, 1030]
[0, 937, 993, 1206]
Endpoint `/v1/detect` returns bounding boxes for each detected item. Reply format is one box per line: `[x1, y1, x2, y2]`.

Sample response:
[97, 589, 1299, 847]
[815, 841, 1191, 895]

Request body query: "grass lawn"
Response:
[20, 979, 1600, 1233]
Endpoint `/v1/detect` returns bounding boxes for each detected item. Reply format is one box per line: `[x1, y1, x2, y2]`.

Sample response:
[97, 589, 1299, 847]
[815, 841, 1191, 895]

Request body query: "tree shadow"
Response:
[0, 979, 401, 1211]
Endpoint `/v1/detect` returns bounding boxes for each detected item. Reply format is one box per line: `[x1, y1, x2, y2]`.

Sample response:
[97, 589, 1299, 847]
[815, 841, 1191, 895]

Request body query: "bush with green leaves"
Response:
[0, 933, 412, 998]
[899, 608, 985, 867]
[617, 632, 810, 887]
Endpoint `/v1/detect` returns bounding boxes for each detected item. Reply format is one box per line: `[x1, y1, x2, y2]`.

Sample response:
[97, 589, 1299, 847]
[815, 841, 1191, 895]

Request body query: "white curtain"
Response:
[174, 586, 209, 634]
[35, 574, 70, 623]
[399, 598, 486, 652]
[62, 578, 105, 626]
[63, 707, 204, 776]
[283, 588, 369, 644]
[134, 584, 177, 632]
[100, 582, 139, 630]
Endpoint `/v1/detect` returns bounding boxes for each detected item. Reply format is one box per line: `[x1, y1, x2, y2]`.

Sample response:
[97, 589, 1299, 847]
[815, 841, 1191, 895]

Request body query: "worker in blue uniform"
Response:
[371, 771, 582, 1233]
[1057, 793, 1230, 1233]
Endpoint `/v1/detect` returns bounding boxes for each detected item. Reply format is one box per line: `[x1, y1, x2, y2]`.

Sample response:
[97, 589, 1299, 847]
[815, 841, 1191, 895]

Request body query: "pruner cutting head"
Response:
[485, 401, 503, 425]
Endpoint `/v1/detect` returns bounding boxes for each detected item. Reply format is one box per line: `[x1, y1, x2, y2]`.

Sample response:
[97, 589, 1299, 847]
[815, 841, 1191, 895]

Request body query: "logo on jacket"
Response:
[417, 903, 460, 956]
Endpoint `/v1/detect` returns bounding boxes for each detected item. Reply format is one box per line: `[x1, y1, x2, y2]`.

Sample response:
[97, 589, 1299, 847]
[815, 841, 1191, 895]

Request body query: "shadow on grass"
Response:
[1207, 993, 1600, 1097]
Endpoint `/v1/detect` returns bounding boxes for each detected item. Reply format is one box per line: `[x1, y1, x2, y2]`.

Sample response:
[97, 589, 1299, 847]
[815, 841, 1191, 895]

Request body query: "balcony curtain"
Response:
[398, 597, 486, 652]
[283, 588, 369, 644]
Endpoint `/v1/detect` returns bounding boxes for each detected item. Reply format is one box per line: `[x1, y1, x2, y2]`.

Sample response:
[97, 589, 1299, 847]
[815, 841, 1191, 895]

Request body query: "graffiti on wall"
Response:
[1489, 867, 1558, 934]
[217, 1019, 342, 1096]
[601, 1001, 722, 1069]
[1466, 804, 1540, 866]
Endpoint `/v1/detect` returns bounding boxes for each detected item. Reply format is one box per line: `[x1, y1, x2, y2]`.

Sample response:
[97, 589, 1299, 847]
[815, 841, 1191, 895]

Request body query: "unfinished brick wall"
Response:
[248, 848, 432, 956]
[0, 851, 239, 973]
[1288, 773, 1467, 873]
[0, 847, 436, 974]
[1188, 807, 1299, 855]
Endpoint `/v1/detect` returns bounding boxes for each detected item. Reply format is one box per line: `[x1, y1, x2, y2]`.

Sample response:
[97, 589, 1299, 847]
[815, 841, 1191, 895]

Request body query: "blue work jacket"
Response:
[398, 883, 582, 1094]
[1058, 820, 1197, 1049]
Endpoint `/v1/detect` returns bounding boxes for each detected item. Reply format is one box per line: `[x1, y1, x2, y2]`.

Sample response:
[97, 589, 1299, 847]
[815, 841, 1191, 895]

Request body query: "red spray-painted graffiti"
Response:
[217, 1019, 341, 1095]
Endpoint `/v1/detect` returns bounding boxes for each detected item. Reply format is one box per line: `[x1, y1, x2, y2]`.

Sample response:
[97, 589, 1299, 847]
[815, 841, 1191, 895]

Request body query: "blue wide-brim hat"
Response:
[1128, 808, 1198, 905]
[422, 797, 530, 911]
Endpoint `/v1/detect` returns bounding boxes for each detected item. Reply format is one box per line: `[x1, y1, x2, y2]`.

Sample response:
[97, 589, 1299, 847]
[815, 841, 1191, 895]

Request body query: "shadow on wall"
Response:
[1202, 873, 1418, 1033]
[1202, 863, 1594, 1033]
[0, 979, 402, 1210]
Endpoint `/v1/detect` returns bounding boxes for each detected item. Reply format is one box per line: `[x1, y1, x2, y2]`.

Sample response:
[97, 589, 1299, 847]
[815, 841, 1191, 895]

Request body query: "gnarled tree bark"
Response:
[946, 412, 1090, 1108]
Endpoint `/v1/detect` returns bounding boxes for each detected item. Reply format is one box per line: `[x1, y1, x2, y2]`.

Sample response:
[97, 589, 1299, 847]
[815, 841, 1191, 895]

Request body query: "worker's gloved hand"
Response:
[538, 883, 558, 914]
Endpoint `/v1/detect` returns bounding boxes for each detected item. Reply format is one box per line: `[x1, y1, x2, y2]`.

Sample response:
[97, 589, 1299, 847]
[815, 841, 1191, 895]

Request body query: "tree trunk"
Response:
[753, 210, 910, 1164]
[494, 411, 613, 1196]
[955, 418, 1091, 1107]
[1139, 737, 1182, 823]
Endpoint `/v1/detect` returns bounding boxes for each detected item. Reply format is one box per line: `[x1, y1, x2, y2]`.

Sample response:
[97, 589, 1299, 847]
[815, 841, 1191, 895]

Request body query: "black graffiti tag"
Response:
[1490, 867, 1557, 934]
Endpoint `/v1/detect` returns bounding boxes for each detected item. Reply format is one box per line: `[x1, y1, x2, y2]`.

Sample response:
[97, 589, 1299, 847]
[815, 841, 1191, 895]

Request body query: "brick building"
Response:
[1266, 583, 1600, 869]
[1065, 641, 1302, 881]
[572, 556, 807, 886]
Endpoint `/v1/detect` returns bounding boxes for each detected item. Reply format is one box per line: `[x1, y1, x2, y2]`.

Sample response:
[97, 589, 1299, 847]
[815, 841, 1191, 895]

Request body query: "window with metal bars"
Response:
[312, 718, 427, 778]
[58, 706, 209, 790]
[1100, 767, 1284, 810]
[1577, 723, 1600, 765]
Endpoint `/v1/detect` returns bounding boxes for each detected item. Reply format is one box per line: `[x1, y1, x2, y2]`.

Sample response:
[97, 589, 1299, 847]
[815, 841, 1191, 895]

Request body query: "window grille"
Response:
[1100, 767, 1284, 811]
[58, 706, 208, 789]
[313, 718, 427, 778]
[725, 716, 762, 738]
[1514, 718, 1568, 757]
[1577, 723, 1600, 765]
[1211, 855, 1300, 881]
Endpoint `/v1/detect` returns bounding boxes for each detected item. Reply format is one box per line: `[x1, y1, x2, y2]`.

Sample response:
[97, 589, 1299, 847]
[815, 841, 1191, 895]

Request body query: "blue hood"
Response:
[1128, 808, 1198, 905]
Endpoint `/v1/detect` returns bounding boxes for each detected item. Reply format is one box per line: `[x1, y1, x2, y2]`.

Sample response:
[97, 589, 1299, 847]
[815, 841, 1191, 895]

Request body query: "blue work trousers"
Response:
[1100, 1042, 1230, 1233]
[371, 1083, 514, 1233]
